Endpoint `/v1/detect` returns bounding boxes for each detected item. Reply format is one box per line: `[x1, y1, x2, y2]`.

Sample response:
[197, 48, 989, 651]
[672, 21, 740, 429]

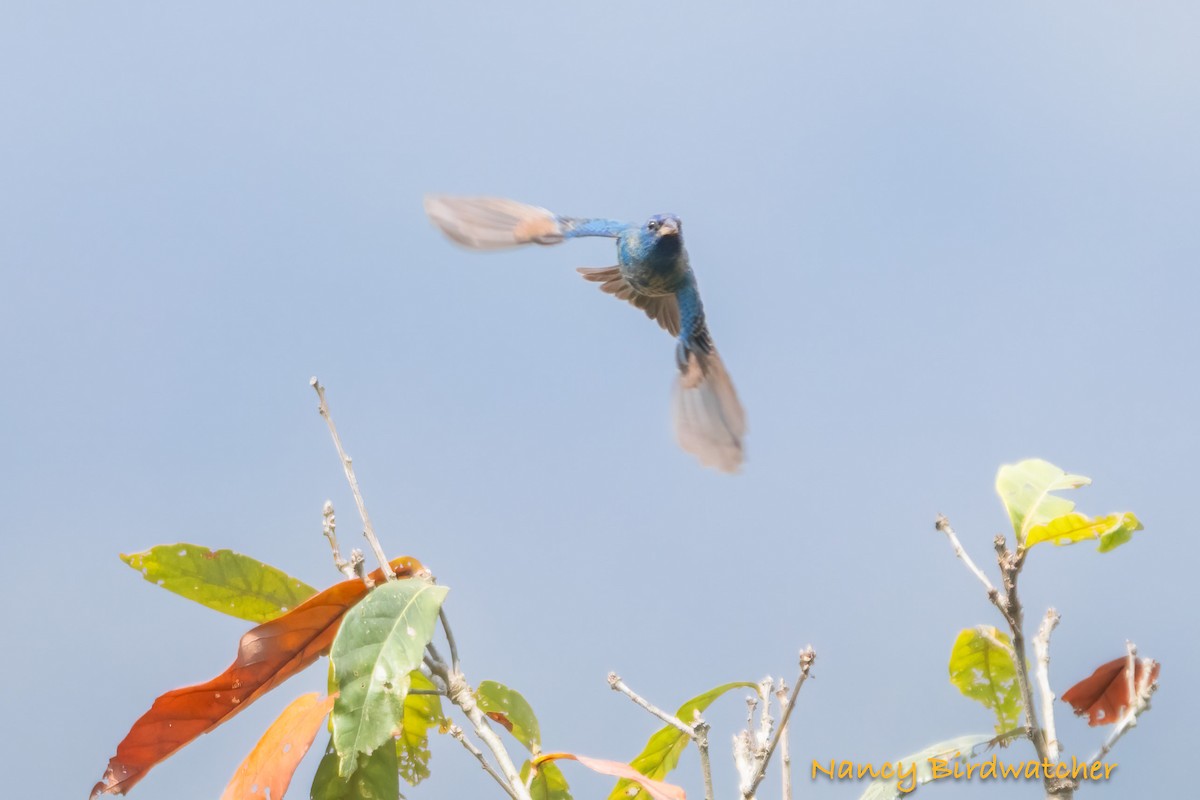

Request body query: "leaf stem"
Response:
[440, 607, 461, 675]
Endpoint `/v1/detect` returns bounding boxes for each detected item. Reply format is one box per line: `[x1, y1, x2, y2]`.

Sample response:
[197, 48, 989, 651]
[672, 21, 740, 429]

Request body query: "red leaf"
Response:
[1061, 655, 1161, 726]
[91, 557, 425, 797]
[534, 752, 686, 800]
[220, 693, 336, 800]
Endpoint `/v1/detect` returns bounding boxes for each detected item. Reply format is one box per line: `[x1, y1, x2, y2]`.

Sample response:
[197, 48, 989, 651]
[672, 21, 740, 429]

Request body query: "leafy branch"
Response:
[915, 459, 1156, 800]
[92, 380, 818, 800]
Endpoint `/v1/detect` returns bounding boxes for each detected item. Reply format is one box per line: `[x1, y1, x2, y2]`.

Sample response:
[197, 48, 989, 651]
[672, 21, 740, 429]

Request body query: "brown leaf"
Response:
[1061, 655, 1161, 726]
[485, 711, 515, 732]
[534, 752, 686, 800]
[220, 693, 336, 800]
[91, 557, 425, 798]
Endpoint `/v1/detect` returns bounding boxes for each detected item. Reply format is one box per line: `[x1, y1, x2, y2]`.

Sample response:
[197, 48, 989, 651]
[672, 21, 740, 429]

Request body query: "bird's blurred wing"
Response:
[576, 266, 681, 336]
[672, 344, 746, 473]
[424, 195, 565, 249]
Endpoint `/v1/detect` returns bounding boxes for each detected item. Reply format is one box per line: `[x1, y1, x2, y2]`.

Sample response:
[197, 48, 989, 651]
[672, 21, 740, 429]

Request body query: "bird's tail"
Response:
[424, 195, 565, 250]
[672, 344, 747, 473]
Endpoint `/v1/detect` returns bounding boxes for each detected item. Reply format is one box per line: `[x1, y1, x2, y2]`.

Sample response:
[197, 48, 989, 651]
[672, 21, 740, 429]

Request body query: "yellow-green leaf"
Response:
[120, 543, 316, 622]
[995, 459, 1090, 544]
[397, 670, 445, 786]
[521, 759, 572, 800]
[477, 681, 541, 752]
[948, 627, 1022, 733]
[608, 681, 757, 800]
[311, 736, 400, 800]
[1025, 511, 1144, 553]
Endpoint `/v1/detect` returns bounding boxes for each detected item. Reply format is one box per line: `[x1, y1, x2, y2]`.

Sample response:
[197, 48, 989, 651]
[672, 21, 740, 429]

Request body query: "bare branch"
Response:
[608, 672, 715, 800]
[742, 647, 815, 800]
[755, 677, 774, 752]
[695, 720, 715, 800]
[450, 724, 520, 800]
[426, 649, 531, 800]
[774, 682, 792, 800]
[321, 501, 356, 579]
[991, 538, 1073, 799]
[1033, 608, 1063, 760]
[310, 377, 395, 580]
[608, 673, 695, 739]
[936, 514, 1005, 615]
[348, 548, 369, 585]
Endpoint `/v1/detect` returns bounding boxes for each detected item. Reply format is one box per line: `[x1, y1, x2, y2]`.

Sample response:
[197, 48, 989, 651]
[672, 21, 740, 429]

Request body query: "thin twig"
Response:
[775, 683, 792, 800]
[1033, 608, 1062, 760]
[608, 673, 715, 800]
[936, 514, 1004, 614]
[321, 501, 356, 579]
[695, 720, 715, 800]
[1089, 642, 1158, 763]
[742, 647, 815, 799]
[755, 677, 774, 753]
[349, 549, 368, 584]
[429, 658, 532, 800]
[992, 537, 1072, 799]
[608, 673, 695, 739]
[450, 724, 520, 800]
[441, 608, 461, 675]
[311, 377, 395, 580]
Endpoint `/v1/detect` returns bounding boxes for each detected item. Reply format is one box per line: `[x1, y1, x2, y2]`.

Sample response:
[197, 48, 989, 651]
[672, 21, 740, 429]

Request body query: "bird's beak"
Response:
[658, 219, 680, 237]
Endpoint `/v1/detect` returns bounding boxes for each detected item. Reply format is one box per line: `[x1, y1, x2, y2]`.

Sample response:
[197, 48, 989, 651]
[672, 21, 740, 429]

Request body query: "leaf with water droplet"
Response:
[330, 578, 449, 776]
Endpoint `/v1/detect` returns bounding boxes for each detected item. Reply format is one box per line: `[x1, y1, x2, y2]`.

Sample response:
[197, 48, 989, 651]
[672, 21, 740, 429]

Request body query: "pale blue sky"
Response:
[3, 3, 1197, 798]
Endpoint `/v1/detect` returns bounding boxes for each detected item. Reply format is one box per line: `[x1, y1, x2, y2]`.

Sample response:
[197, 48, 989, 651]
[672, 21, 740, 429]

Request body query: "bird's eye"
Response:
[647, 220, 660, 231]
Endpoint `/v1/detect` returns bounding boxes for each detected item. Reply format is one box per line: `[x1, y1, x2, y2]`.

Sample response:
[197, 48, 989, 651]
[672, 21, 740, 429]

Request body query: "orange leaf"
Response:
[1061, 655, 1161, 726]
[221, 693, 336, 800]
[91, 557, 425, 797]
[535, 753, 686, 800]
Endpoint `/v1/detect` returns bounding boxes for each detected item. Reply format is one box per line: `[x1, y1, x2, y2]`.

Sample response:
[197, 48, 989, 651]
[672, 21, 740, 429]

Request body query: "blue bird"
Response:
[424, 195, 746, 472]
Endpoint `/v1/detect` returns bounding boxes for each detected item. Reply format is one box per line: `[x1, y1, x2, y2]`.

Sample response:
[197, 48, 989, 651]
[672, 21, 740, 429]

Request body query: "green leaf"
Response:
[995, 459, 1090, 545]
[521, 759, 573, 800]
[948, 627, 1022, 733]
[397, 670, 445, 786]
[477, 681, 541, 752]
[330, 578, 449, 775]
[608, 681, 757, 800]
[1025, 511, 1144, 553]
[120, 543, 316, 622]
[311, 736, 401, 800]
[857, 734, 998, 800]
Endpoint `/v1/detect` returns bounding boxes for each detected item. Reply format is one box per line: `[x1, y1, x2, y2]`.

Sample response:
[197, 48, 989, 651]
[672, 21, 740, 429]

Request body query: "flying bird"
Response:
[424, 195, 746, 473]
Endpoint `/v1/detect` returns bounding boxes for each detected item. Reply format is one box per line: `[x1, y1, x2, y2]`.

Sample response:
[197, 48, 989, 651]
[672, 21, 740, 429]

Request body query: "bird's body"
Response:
[425, 196, 746, 472]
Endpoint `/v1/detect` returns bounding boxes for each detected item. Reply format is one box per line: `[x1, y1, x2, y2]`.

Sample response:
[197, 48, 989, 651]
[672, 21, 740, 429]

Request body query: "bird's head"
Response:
[635, 213, 683, 258]
[646, 214, 682, 240]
